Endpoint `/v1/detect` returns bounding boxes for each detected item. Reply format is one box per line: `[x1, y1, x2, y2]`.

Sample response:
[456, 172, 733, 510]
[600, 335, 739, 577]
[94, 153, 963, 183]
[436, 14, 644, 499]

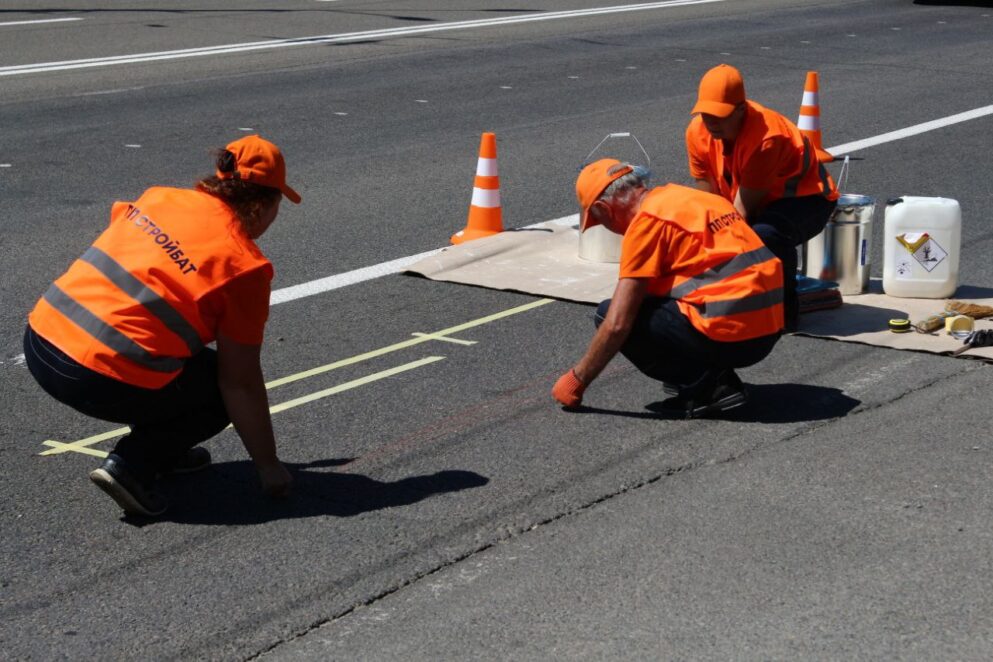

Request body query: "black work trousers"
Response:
[595, 297, 780, 387]
[24, 325, 229, 480]
[750, 194, 837, 328]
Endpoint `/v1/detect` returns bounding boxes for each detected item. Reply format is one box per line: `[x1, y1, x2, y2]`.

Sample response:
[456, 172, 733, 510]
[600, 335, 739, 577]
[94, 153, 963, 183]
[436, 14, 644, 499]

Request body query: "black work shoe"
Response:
[89, 454, 167, 517]
[163, 447, 211, 475]
[679, 369, 748, 419]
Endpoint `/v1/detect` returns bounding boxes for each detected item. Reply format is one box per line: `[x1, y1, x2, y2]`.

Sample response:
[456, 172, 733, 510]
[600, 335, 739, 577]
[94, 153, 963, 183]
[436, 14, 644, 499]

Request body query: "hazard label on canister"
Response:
[897, 232, 947, 273]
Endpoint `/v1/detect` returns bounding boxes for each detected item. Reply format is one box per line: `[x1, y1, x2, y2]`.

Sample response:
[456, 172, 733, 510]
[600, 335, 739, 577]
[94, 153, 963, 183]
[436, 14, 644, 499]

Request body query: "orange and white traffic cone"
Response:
[451, 132, 503, 244]
[797, 71, 834, 164]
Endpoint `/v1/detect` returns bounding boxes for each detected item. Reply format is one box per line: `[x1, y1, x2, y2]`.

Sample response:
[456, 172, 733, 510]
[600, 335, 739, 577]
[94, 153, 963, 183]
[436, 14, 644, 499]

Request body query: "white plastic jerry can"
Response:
[882, 196, 961, 298]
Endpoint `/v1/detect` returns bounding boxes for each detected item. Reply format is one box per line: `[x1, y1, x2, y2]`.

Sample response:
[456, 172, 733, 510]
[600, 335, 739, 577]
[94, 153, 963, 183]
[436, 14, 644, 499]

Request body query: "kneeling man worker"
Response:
[686, 64, 839, 330]
[552, 159, 784, 417]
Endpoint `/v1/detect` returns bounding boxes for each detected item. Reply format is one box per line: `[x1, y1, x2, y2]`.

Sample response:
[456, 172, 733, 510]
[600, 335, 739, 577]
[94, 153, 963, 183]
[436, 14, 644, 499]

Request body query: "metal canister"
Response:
[804, 194, 875, 295]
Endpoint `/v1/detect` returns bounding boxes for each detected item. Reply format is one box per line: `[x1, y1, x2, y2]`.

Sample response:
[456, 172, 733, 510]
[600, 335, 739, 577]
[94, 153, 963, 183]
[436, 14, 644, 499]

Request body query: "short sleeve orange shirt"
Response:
[198, 265, 273, 345]
[620, 211, 700, 295]
[686, 101, 837, 208]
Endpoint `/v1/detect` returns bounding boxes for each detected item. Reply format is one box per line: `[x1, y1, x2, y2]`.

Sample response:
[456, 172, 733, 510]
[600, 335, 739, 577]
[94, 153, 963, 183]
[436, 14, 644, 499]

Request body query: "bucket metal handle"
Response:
[837, 154, 851, 193]
[582, 132, 651, 170]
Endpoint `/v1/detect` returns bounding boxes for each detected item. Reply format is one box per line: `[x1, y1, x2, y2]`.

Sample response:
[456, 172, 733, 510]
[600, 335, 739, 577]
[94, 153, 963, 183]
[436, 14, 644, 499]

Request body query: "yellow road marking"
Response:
[40, 356, 445, 457]
[38, 297, 555, 457]
[410, 332, 476, 346]
[40, 440, 112, 458]
[264, 298, 553, 389]
[268, 356, 444, 414]
[40, 426, 130, 456]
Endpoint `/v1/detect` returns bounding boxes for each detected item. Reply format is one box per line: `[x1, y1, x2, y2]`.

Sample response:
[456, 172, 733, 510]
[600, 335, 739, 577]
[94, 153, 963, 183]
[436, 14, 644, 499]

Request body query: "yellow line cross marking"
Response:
[40, 426, 130, 457]
[410, 332, 477, 346]
[37, 297, 555, 458]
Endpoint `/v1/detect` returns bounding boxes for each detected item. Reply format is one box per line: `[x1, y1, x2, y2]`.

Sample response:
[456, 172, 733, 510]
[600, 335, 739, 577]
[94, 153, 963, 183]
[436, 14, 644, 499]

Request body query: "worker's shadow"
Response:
[650, 383, 858, 423]
[575, 383, 857, 423]
[147, 460, 488, 526]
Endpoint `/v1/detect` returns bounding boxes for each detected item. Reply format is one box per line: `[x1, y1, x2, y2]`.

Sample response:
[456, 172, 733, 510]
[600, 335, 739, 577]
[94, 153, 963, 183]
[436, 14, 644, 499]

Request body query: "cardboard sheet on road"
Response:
[406, 220, 993, 362]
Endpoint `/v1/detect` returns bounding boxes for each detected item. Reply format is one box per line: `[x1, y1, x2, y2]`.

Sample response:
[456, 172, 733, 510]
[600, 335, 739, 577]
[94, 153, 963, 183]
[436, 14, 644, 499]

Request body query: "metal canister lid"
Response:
[837, 194, 874, 207]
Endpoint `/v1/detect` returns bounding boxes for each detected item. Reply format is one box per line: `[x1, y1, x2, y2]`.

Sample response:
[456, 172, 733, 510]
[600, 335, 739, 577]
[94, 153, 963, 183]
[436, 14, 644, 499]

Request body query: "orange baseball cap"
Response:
[576, 158, 633, 231]
[691, 64, 745, 117]
[219, 135, 301, 204]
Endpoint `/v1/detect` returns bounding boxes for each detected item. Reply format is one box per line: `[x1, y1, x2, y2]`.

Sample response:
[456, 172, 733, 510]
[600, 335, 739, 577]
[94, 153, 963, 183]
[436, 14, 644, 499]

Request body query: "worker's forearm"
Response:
[573, 320, 631, 385]
[219, 380, 279, 467]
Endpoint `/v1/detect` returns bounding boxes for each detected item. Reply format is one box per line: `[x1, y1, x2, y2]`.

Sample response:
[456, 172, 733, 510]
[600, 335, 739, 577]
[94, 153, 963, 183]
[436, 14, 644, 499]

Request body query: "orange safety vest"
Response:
[620, 184, 784, 340]
[28, 187, 272, 389]
[686, 100, 839, 209]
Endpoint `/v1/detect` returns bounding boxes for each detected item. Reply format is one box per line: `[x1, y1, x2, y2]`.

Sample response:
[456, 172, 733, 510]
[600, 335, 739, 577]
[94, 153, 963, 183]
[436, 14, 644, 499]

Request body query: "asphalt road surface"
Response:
[2, 0, 992, 659]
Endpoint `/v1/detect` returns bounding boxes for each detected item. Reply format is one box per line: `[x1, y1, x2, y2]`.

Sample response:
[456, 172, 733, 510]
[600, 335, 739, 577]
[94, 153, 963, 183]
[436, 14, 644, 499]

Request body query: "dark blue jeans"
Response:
[751, 194, 837, 327]
[595, 297, 779, 386]
[24, 325, 229, 479]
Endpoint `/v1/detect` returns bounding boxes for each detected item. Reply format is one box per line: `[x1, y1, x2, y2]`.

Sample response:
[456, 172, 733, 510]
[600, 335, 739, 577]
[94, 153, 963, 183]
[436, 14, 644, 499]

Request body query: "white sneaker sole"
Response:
[89, 468, 166, 517]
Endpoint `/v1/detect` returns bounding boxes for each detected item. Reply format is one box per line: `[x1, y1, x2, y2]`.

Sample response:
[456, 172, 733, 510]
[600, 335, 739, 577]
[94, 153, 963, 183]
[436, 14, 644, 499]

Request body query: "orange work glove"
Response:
[552, 369, 586, 408]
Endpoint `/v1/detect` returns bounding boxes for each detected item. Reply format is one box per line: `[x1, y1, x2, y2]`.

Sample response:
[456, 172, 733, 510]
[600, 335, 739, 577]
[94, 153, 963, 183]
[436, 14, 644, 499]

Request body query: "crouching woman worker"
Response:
[552, 159, 784, 418]
[24, 135, 299, 517]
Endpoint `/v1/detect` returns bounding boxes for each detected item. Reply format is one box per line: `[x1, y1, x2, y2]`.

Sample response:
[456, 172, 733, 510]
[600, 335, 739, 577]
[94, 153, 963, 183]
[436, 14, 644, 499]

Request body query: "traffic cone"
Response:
[797, 71, 834, 163]
[451, 132, 503, 244]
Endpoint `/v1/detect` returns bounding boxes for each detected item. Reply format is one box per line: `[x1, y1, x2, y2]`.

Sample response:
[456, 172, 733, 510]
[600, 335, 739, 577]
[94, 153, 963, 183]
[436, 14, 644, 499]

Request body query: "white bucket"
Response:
[578, 224, 622, 263]
[882, 196, 961, 298]
[577, 131, 650, 264]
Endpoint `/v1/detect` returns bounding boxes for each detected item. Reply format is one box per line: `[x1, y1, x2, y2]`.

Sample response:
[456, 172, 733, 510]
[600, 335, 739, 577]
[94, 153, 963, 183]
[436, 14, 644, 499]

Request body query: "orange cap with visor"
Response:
[691, 64, 745, 118]
[219, 135, 301, 204]
[576, 158, 634, 231]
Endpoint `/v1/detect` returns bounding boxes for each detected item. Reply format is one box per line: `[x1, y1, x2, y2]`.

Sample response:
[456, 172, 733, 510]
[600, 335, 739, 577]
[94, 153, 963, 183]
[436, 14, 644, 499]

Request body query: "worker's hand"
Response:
[552, 369, 586, 409]
[257, 460, 293, 498]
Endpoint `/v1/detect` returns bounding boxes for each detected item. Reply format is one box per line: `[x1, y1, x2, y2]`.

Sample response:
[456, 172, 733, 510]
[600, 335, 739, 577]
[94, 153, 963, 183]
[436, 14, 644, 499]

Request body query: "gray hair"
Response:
[599, 163, 649, 204]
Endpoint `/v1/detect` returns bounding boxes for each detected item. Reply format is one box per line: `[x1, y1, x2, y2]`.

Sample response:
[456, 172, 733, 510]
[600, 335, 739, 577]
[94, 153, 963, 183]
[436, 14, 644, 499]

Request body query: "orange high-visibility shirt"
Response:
[686, 100, 839, 210]
[29, 187, 273, 388]
[619, 184, 784, 340]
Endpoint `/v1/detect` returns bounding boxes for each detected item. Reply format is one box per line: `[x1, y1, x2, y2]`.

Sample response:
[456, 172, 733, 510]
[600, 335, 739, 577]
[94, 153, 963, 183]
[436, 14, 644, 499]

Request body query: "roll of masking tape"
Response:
[889, 319, 911, 333]
[945, 314, 974, 338]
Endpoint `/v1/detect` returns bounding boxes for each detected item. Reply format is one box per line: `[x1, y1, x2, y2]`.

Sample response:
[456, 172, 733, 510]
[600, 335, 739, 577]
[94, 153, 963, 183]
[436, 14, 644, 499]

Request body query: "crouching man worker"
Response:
[686, 64, 839, 330]
[24, 135, 299, 517]
[551, 159, 784, 417]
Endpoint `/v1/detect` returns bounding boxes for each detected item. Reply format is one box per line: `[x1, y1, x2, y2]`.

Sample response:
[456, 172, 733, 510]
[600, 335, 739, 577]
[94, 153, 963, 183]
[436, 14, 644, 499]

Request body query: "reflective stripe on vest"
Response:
[42, 283, 185, 373]
[783, 136, 833, 200]
[667, 245, 778, 300]
[696, 287, 784, 319]
[80, 246, 204, 356]
[816, 159, 833, 195]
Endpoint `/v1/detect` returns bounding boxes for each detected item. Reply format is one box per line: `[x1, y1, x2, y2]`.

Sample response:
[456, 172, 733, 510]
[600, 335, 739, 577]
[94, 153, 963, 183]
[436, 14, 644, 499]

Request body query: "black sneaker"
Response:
[89, 454, 168, 517]
[679, 369, 748, 419]
[163, 447, 211, 475]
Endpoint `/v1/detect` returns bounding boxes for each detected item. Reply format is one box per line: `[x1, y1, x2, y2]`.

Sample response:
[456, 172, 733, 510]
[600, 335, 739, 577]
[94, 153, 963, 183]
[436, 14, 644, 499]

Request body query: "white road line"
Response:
[270, 248, 446, 305]
[0, 0, 723, 77]
[827, 105, 993, 156]
[270, 217, 576, 306]
[269, 104, 993, 307]
[0, 17, 81, 27]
